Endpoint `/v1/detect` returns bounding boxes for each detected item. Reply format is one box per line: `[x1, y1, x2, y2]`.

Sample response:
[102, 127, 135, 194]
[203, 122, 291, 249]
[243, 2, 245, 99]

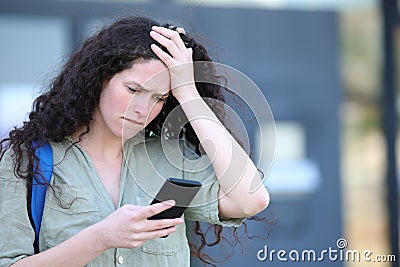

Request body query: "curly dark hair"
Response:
[0, 16, 270, 266]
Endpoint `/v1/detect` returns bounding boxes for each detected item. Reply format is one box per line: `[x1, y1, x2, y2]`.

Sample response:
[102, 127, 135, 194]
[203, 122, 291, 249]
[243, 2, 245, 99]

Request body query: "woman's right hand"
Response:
[10, 200, 182, 267]
[93, 200, 183, 250]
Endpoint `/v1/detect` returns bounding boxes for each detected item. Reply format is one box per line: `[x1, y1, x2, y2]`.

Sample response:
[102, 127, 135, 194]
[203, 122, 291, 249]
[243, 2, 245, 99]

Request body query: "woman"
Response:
[0, 16, 269, 266]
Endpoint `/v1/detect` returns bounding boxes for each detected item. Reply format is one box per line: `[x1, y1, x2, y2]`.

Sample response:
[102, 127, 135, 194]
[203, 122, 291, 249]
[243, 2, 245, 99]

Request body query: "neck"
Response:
[72, 112, 123, 161]
[78, 132, 123, 161]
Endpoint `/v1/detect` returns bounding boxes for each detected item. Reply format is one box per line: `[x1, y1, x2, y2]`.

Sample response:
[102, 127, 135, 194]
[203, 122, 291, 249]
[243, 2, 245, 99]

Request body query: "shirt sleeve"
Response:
[181, 146, 245, 227]
[0, 149, 35, 267]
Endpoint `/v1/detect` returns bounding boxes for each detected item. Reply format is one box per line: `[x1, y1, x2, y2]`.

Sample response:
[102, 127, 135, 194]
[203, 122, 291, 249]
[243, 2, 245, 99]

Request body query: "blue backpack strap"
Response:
[31, 140, 53, 253]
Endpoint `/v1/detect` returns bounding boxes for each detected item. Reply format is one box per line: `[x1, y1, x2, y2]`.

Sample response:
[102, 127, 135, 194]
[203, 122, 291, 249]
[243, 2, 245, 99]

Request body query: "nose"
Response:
[132, 97, 149, 117]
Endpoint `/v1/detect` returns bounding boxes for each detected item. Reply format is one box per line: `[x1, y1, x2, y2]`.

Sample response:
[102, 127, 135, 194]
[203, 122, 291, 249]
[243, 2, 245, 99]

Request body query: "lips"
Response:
[123, 117, 145, 125]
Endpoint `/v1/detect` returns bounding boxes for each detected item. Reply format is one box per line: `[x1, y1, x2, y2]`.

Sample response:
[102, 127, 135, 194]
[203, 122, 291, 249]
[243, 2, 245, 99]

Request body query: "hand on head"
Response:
[150, 26, 197, 102]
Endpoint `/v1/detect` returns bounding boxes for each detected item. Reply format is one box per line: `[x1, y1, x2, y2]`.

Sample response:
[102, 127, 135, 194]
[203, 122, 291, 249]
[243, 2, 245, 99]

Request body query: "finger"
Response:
[141, 199, 176, 219]
[145, 217, 184, 232]
[133, 225, 178, 241]
[166, 25, 186, 35]
[147, 225, 178, 239]
[175, 27, 186, 35]
[150, 30, 182, 58]
[152, 26, 187, 51]
[150, 44, 174, 67]
[151, 26, 187, 53]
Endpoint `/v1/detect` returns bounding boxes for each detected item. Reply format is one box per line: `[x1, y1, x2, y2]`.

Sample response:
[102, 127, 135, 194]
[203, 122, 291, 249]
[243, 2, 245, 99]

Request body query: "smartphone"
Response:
[148, 178, 202, 220]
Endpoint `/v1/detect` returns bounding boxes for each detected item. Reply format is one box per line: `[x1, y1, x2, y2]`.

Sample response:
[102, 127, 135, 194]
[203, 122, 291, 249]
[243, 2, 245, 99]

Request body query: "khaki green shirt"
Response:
[0, 134, 243, 267]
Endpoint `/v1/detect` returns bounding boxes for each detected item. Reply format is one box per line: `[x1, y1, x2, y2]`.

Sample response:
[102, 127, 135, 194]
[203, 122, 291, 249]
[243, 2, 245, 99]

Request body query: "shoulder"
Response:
[0, 148, 16, 175]
[48, 137, 87, 163]
[0, 147, 15, 166]
[0, 146, 27, 183]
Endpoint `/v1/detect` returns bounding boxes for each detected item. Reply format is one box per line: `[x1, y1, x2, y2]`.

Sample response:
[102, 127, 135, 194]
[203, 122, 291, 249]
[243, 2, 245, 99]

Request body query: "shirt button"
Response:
[117, 256, 124, 264]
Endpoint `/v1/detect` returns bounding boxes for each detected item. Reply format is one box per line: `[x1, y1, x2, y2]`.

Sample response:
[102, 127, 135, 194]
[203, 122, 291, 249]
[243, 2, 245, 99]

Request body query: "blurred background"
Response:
[0, 0, 398, 266]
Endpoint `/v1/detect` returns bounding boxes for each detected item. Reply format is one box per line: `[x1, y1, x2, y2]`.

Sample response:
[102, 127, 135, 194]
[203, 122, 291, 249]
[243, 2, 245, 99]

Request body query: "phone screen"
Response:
[148, 178, 202, 220]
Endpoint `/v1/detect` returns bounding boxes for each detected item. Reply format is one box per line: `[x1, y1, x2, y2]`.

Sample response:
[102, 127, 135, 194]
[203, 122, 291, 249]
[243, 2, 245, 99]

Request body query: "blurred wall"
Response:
[0, 16, 69, 135]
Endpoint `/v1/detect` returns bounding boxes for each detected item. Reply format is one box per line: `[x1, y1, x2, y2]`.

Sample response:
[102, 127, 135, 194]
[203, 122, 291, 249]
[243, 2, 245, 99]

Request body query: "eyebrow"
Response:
[128, 81, 169, 97]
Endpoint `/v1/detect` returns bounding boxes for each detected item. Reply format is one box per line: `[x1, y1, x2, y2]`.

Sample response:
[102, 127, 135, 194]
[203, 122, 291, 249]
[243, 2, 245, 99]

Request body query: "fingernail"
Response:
[165, 199, 175, 206]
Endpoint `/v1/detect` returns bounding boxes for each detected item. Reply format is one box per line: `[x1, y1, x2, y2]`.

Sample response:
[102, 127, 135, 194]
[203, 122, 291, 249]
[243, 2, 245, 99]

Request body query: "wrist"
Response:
[173, 84, 201, 103]
[83, 222, 110, 253]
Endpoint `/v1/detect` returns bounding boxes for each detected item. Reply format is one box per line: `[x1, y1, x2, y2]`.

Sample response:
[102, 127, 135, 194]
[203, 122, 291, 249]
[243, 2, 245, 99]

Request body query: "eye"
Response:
[154, 96, 167, 102]
[127, 86, 139, 93]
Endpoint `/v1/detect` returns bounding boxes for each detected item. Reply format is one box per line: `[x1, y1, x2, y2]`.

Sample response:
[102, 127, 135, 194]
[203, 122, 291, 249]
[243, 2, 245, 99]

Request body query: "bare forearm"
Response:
[178, 86, 269, 217]
[11, 224, 106, 267]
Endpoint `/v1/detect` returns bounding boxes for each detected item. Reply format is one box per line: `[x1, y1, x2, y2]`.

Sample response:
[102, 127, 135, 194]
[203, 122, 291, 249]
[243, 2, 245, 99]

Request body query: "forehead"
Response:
[121, 59, 170, 93]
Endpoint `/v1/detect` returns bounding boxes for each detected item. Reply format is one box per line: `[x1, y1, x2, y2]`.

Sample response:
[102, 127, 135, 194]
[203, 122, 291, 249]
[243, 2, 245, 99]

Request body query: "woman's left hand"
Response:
[150, 26, 198, 102]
